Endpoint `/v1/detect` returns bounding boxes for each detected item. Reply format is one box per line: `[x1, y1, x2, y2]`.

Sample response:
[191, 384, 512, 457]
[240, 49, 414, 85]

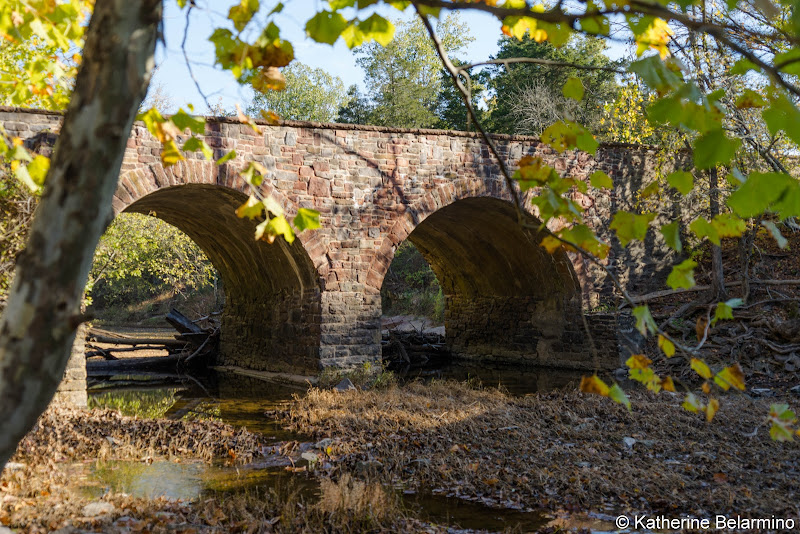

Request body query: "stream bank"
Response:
[3, 368, 800, 532]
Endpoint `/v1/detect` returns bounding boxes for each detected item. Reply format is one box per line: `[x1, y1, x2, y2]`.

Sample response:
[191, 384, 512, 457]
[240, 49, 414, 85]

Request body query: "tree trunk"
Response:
[709, 166, 727, 301]
[0, 0, 162, 469]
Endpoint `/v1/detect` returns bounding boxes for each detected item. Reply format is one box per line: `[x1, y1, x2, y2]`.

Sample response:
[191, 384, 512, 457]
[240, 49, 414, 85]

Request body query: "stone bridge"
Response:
[2, 107, 671, 377]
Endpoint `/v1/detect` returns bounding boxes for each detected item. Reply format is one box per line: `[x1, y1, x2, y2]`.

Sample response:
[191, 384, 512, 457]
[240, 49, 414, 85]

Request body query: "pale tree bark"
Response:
[0, 0, 162, 468]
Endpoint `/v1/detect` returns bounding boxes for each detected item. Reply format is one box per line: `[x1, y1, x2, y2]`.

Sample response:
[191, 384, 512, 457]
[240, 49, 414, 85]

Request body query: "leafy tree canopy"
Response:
[247, 61, 350, 122]
[487, 34, 621, 134]
[352, 13, 474, 128]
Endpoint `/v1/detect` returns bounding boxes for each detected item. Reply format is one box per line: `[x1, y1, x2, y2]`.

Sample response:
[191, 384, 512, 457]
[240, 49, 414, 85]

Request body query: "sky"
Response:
[152, 0, 629, 114]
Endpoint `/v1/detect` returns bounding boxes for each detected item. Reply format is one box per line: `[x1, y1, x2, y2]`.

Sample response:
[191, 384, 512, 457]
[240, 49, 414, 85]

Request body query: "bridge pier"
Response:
[318, 291, 382, 368]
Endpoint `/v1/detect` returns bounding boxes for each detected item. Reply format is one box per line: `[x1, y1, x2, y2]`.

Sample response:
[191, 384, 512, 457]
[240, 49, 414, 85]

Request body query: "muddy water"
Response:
[86, 366, 586, 532]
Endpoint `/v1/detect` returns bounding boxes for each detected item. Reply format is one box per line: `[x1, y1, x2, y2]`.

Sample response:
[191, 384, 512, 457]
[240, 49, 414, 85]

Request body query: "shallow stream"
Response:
[84, 365, 598, 532]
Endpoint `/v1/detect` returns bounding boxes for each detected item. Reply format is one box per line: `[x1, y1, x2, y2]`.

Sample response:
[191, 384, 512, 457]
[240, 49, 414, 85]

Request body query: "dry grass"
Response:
[282, 379, 800, 517]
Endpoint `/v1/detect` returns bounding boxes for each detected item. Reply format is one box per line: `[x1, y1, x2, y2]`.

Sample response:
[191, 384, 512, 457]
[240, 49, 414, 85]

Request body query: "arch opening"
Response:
[123, 184, 322, 374]
[387, 196, 602, 369]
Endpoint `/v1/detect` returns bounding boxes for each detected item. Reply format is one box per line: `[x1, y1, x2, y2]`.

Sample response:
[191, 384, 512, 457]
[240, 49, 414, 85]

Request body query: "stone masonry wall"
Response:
[54, 324, 87, 407]
[2, 107, 688, 377]
[446, 294, 618, 370]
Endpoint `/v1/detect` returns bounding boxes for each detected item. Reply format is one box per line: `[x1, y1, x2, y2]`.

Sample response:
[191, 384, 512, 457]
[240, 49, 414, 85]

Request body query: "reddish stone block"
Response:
[308, 177, 330, 196]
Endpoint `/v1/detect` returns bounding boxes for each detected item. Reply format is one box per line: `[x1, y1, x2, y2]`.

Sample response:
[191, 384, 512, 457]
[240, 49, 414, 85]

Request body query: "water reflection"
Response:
[87, 367, 573, 532]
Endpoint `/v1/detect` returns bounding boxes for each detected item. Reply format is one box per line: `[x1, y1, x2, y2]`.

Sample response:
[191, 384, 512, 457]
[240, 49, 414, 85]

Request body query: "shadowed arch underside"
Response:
[125, 184, 322, 374]
[403, 197, 600, 368]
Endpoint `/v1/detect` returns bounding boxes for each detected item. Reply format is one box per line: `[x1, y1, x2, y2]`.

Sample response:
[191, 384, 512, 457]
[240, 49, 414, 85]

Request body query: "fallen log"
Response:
[86, 331, 187, 348]
[166, 308, 205, 336]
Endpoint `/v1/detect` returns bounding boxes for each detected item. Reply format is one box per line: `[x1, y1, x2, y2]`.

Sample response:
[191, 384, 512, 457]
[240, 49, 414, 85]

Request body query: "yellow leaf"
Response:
[662, 376, 676, 392]
[690, 358, 712, 379]
[161, 139, 184, 167]
[714, 363, 746, 391]
[625, 353, 652, 370]
[235, 195, 264, 219]
[540, 235, 562, 254]
[260, 109, 280, 125]
[251, 66, 286, 93]
[701, 382, 711, 394]
[682, 392, 704, 413]
[658, 335, 675, 357]
[705, 398, 720, 422]
[580, 375, 610, 396]
[635, 18, 673, 59]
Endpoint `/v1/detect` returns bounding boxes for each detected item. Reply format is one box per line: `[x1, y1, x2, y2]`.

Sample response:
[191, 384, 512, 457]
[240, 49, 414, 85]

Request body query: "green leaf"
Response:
[667, 170, 693, 195]
[356, 13, 395, 46]
[729, 58, 757, 75]
[541, 121, 577, 153]
[769, 404, 797, 441]
[713, 300, 736, 324]
[293, 208, 321, 231]
[216, 150, 237, 164]
[666, 259, 697, 289]
[608, 384, 631, 411]
[305, 11, 348, 45]
[241, 161, 267, 187]
[762, 220, 788, 249]
[182, 137, 213, 160]
[711, 213, 745, 238]
[726, 172, 795, 218]
[632, 305, 657, 336]
[734, 89, 767, 109]
[774, 48, 800, 75]
[762, 95, 800, 146]
[693, 129, 741, 170]
[562, 76, 585, 101]
[610, 211, 656, 247]
[628, 55, 682, 96]
[9, 145, 32, 163]
[576, 128, 599, 155]
[660, 221, 682, 252]
[689, 217, 720, 245]
[171, 110, 206, 134]
[579, 15, 610, 36]
[558, 224, 610, 258]
[228, 0, 260, 32]
[589, 170, 612, 189]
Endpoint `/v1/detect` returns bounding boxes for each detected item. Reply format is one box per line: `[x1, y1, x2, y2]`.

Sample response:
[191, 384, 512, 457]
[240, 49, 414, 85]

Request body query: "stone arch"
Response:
[371, 180, 599, 369]
[113, 161, 323, 375]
